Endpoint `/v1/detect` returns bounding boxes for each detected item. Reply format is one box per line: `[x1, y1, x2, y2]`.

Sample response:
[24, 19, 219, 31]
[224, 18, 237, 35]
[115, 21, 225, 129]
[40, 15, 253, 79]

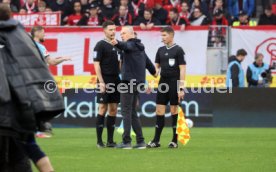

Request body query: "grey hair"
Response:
[255, 53, 264, 60]
[122, 26, 135, 35]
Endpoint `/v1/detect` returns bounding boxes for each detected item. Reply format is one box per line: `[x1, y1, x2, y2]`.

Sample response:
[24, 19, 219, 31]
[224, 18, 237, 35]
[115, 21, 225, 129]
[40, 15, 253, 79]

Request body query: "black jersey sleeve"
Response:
[155, 48, 161, 64]
[145, 53, 156, 75]
[93, 42, 103, 62]
[177, 47, 186, 65]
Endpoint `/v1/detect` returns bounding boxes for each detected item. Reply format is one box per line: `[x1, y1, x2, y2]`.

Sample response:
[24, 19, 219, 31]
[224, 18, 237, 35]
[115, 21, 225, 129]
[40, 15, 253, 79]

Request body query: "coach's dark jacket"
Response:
[0, 19, 64, 136]
[115, 38, 156, 83]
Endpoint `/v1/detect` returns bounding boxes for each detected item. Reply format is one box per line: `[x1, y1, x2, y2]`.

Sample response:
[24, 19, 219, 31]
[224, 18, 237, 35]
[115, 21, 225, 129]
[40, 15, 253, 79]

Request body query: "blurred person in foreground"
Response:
[0, 3, 64, 172]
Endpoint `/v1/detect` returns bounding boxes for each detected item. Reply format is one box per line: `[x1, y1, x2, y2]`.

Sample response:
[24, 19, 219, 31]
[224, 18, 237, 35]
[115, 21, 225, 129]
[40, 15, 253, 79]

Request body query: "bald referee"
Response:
[147, 27, 186, 148]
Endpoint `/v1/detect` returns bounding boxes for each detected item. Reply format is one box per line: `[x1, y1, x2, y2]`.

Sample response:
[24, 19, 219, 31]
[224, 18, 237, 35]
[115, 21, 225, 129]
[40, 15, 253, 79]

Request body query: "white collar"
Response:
[166, 43, 177, 49]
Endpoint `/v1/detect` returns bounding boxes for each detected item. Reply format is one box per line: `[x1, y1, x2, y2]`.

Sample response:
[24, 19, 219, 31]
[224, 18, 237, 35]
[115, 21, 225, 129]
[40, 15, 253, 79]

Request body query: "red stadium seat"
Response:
[163, 5, 173, 13]
[176, 4, 182, 12]
[272, 3, 276, 14]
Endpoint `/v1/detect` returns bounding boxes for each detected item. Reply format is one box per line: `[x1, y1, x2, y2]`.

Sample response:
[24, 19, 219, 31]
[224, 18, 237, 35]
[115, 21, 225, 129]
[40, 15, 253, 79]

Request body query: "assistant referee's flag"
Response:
[176, 106, 190, 145]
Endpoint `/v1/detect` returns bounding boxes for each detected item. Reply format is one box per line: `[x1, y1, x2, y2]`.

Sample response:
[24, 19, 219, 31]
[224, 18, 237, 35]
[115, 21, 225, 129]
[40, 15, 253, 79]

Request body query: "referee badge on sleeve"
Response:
[93, 51, 97, 59]
[169, 58, 175, 67]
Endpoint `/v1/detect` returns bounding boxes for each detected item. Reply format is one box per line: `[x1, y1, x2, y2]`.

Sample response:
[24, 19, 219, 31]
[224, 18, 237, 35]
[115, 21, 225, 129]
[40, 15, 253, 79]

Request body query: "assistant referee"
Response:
[147, 26, 186, 149]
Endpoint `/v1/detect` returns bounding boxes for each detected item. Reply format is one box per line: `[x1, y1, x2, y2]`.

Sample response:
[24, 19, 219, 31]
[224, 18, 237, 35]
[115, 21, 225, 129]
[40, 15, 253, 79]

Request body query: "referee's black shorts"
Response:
[156, 76, 179, 106]
[97, 75, 121, 104]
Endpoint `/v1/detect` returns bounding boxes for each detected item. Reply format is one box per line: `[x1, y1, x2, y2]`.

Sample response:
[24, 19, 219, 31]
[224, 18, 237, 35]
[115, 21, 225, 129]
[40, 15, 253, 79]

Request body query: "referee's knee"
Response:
[98, 104, 107, 115]
[108, 109, 117, 116]
[170, 106, 178, 115]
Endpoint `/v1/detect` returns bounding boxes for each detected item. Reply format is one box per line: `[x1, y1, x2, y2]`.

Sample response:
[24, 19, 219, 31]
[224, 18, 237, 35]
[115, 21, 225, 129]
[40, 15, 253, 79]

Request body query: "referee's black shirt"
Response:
[93, 40, 121, 76]
[155, 44, 186, 78]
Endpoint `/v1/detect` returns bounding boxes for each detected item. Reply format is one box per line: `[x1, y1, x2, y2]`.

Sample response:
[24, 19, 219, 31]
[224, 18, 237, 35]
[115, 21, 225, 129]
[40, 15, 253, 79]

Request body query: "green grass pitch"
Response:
[34, 128, 276, 172]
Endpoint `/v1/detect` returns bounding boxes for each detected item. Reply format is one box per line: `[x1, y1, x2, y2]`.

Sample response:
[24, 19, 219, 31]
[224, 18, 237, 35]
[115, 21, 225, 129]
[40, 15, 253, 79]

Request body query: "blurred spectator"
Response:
[131, 0, 146, 18]
[120, 0, 134, 16]
[78, 3, 103, 26]
[49, 0, 73, 25]
[179, 1, 191, 19]
[18, 8, 27, 14]
[153, 1, 168, 25]
[167, 8, 189, 29]
[37, 0, 47, 13]
[165, 0, 181, 7]
[45, 7, 53, 12]
[190, 0, 210, 18]
[189, 7, 209, 25]
[113, 5, 133, 26]
[100, 0, 117, 21]
[262, 0, 276, 12]
[232, 10, 257, 26]
[80, 0, 91, 13]
[228, 0, 255, 20]
[212, 0, 224, 14]
[134, 8, 161, 29]
[258, 5, 276, 25]
[210, 9, 228, 46]
[212, 9, 228, 25]
[213, 36, 224, 47]
[67, 1, 83, 25]
[242, 0, 255, 17]
[2, 0, 18, 12]
[23, 0, 38, 14]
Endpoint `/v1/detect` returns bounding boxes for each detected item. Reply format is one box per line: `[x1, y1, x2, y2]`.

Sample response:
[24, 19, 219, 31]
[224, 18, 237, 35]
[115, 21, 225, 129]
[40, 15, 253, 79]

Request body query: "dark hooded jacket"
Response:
[228, 55, 241, 87]
[115, 38, 156, 83]
[0, 19, 64, 136]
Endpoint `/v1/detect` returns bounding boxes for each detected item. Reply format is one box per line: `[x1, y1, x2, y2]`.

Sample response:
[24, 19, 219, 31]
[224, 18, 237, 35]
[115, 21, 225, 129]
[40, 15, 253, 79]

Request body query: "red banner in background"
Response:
[13, 12, 61, 26]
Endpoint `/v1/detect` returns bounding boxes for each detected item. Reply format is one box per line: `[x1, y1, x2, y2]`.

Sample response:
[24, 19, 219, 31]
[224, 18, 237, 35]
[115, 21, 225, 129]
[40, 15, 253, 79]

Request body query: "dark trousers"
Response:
[120, 90, 144, 144]
[0, 136, 32, 172]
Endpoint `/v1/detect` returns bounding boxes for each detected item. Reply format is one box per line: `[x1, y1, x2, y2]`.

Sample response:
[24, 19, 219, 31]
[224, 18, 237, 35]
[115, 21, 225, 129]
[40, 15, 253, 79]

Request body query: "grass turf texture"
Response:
[34, 128, 276, 172]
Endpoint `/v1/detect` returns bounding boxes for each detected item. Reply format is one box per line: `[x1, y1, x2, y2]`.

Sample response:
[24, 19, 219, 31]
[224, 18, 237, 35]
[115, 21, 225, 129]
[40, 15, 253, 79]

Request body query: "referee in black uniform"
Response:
[147, 27, 186, 148]
[93, 21, 121, 148]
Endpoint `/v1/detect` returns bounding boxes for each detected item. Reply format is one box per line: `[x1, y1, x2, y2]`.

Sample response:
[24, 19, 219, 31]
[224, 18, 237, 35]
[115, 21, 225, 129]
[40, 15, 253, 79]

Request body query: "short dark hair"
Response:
[31, 25, 44, 37]
[264, 5, 272, 10]
[194, 7, 202, 13]
[102, 20, 115, 29]
[144, 8, 153, 14]
[182, 1, 189, 6]
[236, 49, 247, 56]
[0, 3, 12, 21]
[170, 8, 178, 14]
[161, 26, 175, 35]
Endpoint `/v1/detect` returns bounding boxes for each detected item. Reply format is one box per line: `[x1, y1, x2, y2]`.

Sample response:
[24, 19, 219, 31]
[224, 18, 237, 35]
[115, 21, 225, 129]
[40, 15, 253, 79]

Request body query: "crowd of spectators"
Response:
[1, 0, 276, 27]
[1, 0, 275, 48]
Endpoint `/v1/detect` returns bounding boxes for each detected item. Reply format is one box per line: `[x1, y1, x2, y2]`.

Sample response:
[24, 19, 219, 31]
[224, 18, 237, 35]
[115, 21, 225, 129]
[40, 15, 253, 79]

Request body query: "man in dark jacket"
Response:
[111, 26, 157, 149]
[258, 5, 276, 25]
[134, 8, 161, 29]
[0, 3, 64, 171]
[226, 49, 247, 87]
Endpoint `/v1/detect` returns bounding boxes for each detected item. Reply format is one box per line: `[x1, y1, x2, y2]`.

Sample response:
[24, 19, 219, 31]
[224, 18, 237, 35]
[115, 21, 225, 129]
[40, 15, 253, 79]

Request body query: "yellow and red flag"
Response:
[176, 106, 191, 145]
